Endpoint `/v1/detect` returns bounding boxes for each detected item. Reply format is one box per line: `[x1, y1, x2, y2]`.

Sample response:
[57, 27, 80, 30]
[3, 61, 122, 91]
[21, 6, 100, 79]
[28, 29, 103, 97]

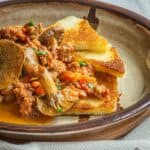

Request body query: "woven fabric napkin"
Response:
[0, 0, 150, 149]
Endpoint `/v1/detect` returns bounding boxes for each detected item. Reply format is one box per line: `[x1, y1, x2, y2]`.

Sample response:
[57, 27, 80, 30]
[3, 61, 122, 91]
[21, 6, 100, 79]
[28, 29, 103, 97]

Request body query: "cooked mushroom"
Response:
[39, 68, 57, 98]
[24, 47, 39, 75]
[36, 97, 57, 116]
[0, 40, 24, 89]
[39, 25, 64, 48]
[36, 86, 80, 116]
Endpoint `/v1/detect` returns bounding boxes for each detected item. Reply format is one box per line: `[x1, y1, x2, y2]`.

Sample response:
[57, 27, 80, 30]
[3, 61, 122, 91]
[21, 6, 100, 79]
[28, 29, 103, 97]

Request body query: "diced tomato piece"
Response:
[35, 87, 45, 96]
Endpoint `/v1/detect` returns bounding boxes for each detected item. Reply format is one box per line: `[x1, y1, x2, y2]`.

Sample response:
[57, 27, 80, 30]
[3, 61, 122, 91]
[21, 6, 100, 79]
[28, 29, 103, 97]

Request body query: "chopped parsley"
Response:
[32, 47, 36, 51]
[56, 107, 63, 113]
[57, 84, 62, 90]
[56, 79, 62, 90]
[87, 83, 94, 89]
[27, 21, 34, 26]
[36, 50, 48, 56]
[79, 61, 87, 67]
[32, 48, 48, 56]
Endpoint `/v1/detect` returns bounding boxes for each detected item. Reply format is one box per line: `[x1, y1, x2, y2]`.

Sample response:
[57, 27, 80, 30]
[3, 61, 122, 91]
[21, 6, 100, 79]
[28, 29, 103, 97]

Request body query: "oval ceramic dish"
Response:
[0, 0, 149, 141]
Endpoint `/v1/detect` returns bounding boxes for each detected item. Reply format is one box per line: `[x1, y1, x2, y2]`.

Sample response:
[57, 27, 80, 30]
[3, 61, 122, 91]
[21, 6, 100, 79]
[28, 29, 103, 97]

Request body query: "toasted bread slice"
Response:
[59, 16, 111, 53]
[75, 47, 125, 77]
[40, 16, 111, 53]
[39, 16, 125, 77]
[37, 72, 119, 116]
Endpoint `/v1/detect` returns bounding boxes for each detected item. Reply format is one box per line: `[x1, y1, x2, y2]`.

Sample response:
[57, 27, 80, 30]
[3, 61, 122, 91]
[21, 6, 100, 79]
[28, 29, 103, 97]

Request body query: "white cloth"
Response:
[0, 0, 150, 149]
[0, 118, 150, 150]
[101, 0, 150, 19]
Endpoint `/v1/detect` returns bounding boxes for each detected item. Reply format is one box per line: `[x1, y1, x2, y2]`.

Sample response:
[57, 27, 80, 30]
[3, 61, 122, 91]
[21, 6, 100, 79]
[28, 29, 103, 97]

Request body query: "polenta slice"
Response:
[75, 47, 125, 77]
[39, 16, 125, 77]
[37, 72, 118, 116]
[40, 16, 111, 53]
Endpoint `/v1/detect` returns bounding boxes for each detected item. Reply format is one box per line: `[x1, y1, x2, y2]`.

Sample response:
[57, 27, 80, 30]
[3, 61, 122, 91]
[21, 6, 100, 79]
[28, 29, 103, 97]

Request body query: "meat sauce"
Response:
[0, 21, 111, 120]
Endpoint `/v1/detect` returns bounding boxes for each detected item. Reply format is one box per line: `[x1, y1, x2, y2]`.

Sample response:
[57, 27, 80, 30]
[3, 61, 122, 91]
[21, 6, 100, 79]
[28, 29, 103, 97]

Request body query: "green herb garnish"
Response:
[32, 48, 48, 56]
[56, 107, 63, 113]
[79, 61, 87, 67]
[56, 84, 62, 90]
[87, 83, 94, 89]
[56, 79, 62, 90]
[32, 47, 36, 51]
[36, 50, 48, 56]
[28, 21, 34, 26]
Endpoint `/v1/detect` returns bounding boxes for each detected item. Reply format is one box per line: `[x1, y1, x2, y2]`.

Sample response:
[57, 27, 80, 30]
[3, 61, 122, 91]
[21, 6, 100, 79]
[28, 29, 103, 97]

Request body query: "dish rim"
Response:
[0, 0, 149, 135]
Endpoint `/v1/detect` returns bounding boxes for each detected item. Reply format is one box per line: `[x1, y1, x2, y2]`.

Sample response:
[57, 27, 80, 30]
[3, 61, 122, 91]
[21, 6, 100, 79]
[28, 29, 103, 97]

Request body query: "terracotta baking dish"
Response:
[0, 0, 149, 141]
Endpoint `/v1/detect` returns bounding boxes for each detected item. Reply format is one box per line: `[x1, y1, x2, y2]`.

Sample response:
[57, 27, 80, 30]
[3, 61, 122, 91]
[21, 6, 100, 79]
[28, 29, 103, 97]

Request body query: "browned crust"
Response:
[103, 48, 125, 74]
[96, 48, 125, 77]
[62, 19, 101, 43]
[76, 47, 125, 77]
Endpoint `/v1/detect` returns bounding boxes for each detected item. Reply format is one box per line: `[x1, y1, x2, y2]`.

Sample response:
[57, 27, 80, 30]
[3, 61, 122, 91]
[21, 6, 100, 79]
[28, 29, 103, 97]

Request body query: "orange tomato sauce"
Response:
[0, 102, 52, 125]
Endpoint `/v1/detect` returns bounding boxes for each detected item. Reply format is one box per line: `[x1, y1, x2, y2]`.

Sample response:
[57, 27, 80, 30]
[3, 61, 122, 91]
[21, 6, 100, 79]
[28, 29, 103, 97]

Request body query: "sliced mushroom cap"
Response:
[36, 95, 76, 117]
[39, 68, 57, 98]
[36, 97, 58, 116]
[37, 86, 80, 116]
[24, 47, 39, 75]
[0, 40, 24, 89]
[39, 25, 64, 47]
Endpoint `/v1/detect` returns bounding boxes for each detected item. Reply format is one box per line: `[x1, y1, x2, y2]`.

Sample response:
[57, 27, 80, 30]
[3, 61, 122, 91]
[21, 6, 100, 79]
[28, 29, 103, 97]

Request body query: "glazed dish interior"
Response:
[0, 2, 149, 126]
